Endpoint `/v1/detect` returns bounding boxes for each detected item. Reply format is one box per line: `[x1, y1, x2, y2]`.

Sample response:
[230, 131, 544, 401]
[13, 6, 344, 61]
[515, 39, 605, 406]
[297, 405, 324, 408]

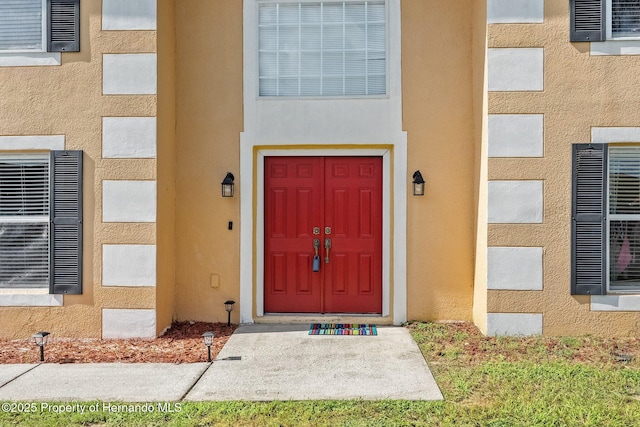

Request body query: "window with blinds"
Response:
[258, 1, 386, 97]
[611, 0, 640, 37]
[0, 155, 49, 288]
[609, 147, 640, 291]
[0, 0, 45, 52]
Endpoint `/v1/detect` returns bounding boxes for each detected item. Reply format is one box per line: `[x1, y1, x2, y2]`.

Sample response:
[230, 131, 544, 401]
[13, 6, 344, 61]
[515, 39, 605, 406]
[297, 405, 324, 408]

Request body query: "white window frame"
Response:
[0, 153, 50, 291]
[256, 0, 389, 99]
[606, 145, 640, 293]
[0, 0, 47, 53]
[607, 0, 640, 40]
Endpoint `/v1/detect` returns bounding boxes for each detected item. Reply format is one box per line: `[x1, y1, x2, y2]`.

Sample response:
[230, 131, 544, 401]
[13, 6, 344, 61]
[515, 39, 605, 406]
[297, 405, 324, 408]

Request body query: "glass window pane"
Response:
[322, 76, 344, 95]
[345, 24, 366, 49]
[610, 220, 640, 290]
[609, 147, 640, 215]
[612, 0, 640, 37]
[301, 3, 321, 24]
[345, 3, 366, 22]
[258, 1, 386, 97]
[367, 1, 385, 22]
[0, 222, 49, 288]
[323, 24, 343, 50]
[279, 52, 299, 76]
[259, 4, 278, 24]
[301, 51, 321, 75]
[323, 52, 343, 74]
[0, 0, 43, 51]
[279, 78, 299, 96]
[259, 52, 277, 77]
[301, 25, 321, 50]
[259, 78, 278, 96]
[300, 77, 321, 95]
[323, 3, 344, 23]
[259, 27, 277, 50]
[279, 4, 300, 24]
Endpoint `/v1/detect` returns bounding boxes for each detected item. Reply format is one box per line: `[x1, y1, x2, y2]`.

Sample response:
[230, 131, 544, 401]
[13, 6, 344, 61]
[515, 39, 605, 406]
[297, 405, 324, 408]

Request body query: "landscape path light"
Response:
[32, 331, 50, 362]
[202, 331, 214, 362]
[224, 300, 236, 327]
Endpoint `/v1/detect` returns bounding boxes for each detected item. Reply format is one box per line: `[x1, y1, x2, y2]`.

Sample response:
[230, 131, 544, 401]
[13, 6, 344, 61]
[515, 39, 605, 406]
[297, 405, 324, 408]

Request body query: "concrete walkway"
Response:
[0, 324, 443, 402]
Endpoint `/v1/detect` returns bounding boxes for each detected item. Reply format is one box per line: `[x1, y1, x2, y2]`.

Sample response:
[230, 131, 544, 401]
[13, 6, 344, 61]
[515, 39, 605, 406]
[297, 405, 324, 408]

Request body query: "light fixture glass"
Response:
[412, 171, 425, 196]
[221, 173, 235, 197]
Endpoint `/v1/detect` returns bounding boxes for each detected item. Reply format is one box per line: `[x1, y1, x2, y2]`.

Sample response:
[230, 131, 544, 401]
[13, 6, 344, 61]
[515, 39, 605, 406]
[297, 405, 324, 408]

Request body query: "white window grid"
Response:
[607, 145, 640, 292]
[0, 154, 49, 288]
[0, 0, 47, 53]
[258, 0, 387, 97]
[607, 0, 640, 40]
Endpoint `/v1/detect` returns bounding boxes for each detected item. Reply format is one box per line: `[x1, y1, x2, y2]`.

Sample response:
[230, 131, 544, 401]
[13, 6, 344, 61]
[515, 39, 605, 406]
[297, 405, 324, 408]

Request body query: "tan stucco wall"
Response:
[0, 0, 157, 339]
[156, 0, 177, 335]
[174, 0, 243, 324]
[472, 1, 489, 333]
[487, 0, 640, 336]
[403, 0, 478, 321]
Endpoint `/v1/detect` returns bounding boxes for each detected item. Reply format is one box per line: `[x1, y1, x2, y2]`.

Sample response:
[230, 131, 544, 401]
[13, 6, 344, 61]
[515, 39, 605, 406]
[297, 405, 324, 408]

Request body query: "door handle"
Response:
[324, 238, 332, 264]
[313, 239, 320, 272]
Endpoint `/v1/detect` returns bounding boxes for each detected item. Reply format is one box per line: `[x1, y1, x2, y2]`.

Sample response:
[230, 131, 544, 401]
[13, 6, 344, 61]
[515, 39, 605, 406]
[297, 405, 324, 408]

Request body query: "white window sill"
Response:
[0, 53, 61, 67]
[591, 295, 640, 311]
[591, 40, 640, 55]
[0, 290, 62, 307]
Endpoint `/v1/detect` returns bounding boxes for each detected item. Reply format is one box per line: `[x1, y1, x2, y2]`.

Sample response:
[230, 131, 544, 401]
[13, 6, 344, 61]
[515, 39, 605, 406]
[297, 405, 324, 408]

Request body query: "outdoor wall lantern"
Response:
[224, 300, 236, 327]
[221, 172, 235, 197]
[32, 331, 50, 362]
[412, 171, 425, 196]
[202, 331, 215, 362]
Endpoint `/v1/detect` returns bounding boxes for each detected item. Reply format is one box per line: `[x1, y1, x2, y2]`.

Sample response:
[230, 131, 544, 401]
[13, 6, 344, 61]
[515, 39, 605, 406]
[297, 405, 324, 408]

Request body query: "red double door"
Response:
[264, 156, 383, 314]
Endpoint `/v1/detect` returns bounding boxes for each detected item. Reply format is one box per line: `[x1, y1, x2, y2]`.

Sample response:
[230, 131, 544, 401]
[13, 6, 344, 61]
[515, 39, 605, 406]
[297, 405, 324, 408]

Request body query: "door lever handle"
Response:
[313, 239, 320, 272]
[324, 238, 332, 264]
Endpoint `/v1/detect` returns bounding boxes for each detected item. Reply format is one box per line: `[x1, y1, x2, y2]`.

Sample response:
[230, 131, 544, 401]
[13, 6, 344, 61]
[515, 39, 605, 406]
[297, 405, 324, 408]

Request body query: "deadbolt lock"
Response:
[325, 227, 332, 235]
[313, 227, 320, 235]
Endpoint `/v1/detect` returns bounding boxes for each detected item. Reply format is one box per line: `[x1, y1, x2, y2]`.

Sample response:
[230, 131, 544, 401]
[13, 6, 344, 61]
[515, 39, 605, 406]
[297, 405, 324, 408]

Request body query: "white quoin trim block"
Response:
[487, 313, 543, 336]
[102, 180, 157, 223]
[102, 309, 156, 339]
[487, 0, 544, 23]
[103, 54, 157, 95]
[488, 48, 544, 91]
[488, 181, 543, 224]
[0, 135, 65, 150]
[488, 247, 543, 290]
[102, 117, 157, 159]
[102, 244, 157, 287]
[488, 114, 544, 158]
[102, 0, 157, 30]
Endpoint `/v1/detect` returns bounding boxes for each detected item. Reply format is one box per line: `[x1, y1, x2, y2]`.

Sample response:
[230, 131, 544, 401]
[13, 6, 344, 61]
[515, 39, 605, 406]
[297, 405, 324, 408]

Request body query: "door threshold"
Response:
[256, 313, 393, 325]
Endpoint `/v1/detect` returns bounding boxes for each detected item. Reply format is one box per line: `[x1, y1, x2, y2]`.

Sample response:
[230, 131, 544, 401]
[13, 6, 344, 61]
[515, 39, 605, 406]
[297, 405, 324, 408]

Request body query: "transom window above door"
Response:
[258, 1, 386, 97]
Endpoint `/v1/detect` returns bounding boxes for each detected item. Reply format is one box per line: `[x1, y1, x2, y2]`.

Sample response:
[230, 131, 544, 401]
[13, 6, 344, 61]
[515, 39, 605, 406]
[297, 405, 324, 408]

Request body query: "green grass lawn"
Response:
[1, 322, 639, 426]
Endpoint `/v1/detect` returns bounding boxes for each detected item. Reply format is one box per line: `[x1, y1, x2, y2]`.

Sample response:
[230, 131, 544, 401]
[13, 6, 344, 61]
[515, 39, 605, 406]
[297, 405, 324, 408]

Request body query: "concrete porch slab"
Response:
[185, 324, 443, 401]
[0, 364, 36, 388]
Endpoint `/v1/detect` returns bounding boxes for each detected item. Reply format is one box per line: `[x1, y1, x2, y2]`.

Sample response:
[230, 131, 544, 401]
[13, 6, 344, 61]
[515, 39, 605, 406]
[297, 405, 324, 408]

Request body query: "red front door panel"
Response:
[264, 157, 382, 314]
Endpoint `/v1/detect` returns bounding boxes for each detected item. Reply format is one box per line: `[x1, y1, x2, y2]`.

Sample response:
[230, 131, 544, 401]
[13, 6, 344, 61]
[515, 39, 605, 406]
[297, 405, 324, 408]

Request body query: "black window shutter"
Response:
[571, 143, 607, 295]
[570, 0, 606, 42]
[49, 150, 83, 295]
[48, 0, 80, 52]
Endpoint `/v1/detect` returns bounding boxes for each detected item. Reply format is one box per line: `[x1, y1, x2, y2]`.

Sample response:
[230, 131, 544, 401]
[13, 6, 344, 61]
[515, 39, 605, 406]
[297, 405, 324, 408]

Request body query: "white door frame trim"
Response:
[239, 141, 408, 325]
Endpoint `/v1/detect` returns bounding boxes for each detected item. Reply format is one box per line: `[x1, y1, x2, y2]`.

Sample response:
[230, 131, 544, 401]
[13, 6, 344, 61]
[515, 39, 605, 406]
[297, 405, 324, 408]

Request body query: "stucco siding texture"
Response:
[402, 0, 478, 321]
[487, 0, 640, 336]
[0, 0, 158, 338]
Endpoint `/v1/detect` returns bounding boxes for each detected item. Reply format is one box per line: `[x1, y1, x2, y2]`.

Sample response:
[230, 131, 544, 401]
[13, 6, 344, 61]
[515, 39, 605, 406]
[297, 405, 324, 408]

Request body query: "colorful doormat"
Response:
[309, 323, 377, 335]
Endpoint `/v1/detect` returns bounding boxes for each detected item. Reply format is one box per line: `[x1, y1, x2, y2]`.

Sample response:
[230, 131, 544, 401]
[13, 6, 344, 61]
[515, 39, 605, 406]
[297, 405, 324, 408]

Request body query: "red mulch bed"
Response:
[0, 322, 236, 364]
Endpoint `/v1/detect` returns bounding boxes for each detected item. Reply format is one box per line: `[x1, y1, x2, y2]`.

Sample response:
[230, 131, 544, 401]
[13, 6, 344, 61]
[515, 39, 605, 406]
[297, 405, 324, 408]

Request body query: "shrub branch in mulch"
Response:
[0, 322, 236, 364]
